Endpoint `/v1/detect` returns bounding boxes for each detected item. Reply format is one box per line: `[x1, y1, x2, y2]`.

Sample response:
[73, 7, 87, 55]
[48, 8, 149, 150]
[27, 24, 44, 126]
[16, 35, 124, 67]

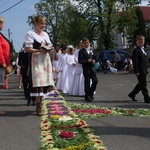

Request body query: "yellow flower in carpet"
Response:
[49, 148, 59, 150]
[66, 146, 76, 150]
[50, 115, 62, 119]
[40, 89, 107, 150]
[78, 142, 92, 149]
[63, 142, 93, 150]
[78, 145, 84, 149]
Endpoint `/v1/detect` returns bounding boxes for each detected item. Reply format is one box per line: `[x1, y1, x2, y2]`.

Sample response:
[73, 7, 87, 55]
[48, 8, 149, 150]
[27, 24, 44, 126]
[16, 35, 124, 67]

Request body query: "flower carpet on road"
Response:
[40, 90, 150, 150]
[68, 102, 150, 120]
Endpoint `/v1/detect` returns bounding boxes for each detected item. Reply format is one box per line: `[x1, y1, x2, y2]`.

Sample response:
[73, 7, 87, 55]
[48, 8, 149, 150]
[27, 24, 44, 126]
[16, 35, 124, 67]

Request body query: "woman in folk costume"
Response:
[56, 46, 68, 92]
[66, 45, 76, 94]
[71, 41, 85, 96]
[24, 15, 54, 116]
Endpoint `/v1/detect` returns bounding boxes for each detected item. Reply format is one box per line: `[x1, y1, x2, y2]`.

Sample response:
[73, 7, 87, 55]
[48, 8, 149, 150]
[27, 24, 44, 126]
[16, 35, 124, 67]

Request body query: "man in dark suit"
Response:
[18, 49, 29, 99]
[18, 45, 35, 106]
[128, 35, 150, 103]
[78, 37, 98, 102]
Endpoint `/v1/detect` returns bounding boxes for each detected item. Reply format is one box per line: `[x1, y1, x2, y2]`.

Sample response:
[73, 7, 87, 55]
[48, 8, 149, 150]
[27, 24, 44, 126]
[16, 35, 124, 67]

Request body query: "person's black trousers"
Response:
[21, 68, 29, 99]
[83, 71, 98, 98]
[131, 73, 149, 100]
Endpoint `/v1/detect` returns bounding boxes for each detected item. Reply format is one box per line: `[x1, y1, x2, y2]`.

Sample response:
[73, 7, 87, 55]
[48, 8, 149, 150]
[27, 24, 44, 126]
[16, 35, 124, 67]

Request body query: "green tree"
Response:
[27, 0, 69, 46]
[74, 0, 141, 50]
[132, 7, 146, 45]
[27, 0, 93, 47]
[27, 0, 143, 49]
[59, 3, 94, 47]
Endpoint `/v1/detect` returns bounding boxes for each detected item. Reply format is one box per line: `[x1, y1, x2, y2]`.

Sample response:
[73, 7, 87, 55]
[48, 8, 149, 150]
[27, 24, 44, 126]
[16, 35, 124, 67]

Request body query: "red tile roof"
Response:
[139, 6, 150, 21]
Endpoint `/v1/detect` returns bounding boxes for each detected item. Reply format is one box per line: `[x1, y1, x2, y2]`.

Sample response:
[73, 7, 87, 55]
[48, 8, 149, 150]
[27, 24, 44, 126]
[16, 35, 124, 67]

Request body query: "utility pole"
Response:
[8, 28, 12, 41]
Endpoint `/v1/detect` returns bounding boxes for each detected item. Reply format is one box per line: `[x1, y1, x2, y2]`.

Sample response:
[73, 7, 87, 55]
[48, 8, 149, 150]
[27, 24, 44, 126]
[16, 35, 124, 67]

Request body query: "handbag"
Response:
[94, 62, 100, 70]
[5, 65, 12, 74]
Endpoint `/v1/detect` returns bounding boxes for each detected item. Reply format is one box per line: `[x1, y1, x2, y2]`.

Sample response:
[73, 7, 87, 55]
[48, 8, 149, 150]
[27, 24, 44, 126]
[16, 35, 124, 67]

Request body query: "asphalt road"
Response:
[0, 70, 150, 150]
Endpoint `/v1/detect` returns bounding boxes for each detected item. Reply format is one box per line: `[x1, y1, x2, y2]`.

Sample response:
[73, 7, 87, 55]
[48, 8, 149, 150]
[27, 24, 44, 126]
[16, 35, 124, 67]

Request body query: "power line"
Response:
[0, 0, 23, 14]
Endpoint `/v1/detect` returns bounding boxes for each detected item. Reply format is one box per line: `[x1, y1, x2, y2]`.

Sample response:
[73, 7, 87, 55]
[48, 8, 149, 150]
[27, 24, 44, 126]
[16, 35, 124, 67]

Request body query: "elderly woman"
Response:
[0, 16, 10, 115]
[24, 15, 54, 116]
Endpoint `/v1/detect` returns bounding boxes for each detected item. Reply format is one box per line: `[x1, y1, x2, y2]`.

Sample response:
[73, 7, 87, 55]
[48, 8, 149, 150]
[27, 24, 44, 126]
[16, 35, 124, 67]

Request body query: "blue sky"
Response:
[0, 0, 37, 52]
[0, 0, 149, 52]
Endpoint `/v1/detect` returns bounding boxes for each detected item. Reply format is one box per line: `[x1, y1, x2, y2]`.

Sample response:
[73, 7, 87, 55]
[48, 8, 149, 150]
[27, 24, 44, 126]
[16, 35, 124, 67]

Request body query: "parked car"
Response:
[96, 50, 132, 69]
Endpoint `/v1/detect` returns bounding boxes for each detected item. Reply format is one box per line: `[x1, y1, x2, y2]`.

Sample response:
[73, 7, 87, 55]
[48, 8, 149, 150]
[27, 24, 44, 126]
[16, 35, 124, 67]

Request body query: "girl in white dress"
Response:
[66, 46, 76, 94]
[71, 42, 85, 96]
[56, 46, 68, 93]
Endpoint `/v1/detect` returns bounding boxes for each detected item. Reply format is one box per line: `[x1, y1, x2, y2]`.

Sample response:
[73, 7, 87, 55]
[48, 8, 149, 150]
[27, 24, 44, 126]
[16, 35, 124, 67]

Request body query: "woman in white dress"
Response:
[24, 15, 54, 116]
[71, 42, 85, 96]
[56, 46, 68, 93]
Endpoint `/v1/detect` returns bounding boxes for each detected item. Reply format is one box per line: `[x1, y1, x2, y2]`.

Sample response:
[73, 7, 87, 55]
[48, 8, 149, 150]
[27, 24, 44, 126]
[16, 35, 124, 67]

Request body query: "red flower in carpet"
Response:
[128, 110, 135, 114]
[48, 138, 52, 141]
[43, 120, 48, 124]
[96, 140, 102, 144]
[59, 131, 74, 139]
[72, 109, 111, 115]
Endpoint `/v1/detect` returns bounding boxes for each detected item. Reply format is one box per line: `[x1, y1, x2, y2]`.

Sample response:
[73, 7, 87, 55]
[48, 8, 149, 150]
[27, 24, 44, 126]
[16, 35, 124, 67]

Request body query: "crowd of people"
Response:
[56, 38, 98, 101]
[13, 15, 98, 116]
[0, 14, 150, 116]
